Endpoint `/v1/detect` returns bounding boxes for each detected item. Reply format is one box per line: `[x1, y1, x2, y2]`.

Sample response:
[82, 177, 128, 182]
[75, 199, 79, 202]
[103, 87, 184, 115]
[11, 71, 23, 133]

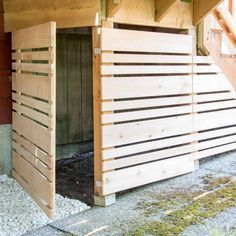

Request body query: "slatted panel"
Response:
[193, 56, 236, 160]
[12, 22, 56, 218]
[100, 28, 195, 196]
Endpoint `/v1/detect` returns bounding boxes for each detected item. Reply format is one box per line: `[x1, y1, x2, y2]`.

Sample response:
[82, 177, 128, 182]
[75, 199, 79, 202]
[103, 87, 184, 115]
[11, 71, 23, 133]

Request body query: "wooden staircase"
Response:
[212, 5, 236, 47]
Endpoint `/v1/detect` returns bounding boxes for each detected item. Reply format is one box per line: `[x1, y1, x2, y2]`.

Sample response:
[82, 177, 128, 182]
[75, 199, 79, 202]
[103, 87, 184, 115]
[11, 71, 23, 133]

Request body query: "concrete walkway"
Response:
[24, 152, 236, 236]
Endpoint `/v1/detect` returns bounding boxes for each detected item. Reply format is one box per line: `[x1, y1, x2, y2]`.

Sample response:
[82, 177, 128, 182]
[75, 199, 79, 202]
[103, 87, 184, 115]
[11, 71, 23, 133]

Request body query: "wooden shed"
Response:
[2, 0, 236, 218]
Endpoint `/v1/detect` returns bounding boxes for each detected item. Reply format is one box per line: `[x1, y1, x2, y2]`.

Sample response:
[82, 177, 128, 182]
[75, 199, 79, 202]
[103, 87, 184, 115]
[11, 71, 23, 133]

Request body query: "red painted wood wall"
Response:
[0, 0, 11, 125]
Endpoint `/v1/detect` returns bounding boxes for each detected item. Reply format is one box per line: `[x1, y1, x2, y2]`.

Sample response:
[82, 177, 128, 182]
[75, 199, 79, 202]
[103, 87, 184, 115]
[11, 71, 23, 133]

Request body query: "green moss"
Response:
[130, 177, 236, 236]
[202, 174, 232, 191]
[136, 191, 202, 217]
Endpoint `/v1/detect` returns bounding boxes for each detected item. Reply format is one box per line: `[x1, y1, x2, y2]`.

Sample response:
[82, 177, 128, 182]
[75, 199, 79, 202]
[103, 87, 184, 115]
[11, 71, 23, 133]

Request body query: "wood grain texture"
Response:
[3, 0, 100, 32]
[12, 22, 56, 218]
[193, 0, 224, 25]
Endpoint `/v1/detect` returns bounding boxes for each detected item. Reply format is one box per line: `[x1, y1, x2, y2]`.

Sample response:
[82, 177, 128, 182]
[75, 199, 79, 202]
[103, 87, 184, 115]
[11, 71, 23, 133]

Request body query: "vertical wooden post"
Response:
[92, 26, 103, 198]
[189, 28, 199, 170]
[93, 23, 116, 206]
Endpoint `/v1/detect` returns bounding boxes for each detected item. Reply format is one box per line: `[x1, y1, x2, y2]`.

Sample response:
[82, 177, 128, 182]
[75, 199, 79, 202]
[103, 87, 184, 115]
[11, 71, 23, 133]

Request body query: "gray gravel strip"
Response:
[0, 175, 89, 236]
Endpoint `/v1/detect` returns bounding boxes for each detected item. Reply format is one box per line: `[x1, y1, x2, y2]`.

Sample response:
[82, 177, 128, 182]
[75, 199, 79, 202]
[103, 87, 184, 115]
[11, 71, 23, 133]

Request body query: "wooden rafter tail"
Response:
[107, 0, 125, 18]
[155, 0, 178, 22]
[193, 0, 224, 26]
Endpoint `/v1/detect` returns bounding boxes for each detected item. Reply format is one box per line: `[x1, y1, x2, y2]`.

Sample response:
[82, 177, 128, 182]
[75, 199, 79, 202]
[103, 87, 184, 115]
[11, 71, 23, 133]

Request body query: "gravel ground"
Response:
[2, 152, 236, 236]
[0, 175, 90, 236]
[27, 151, 236, 236]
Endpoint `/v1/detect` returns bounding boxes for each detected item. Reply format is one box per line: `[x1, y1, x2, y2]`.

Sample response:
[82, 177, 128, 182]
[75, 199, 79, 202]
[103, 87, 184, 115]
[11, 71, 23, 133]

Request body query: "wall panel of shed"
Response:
[56, 33, 93, 147]
[96, 27, 236, 197]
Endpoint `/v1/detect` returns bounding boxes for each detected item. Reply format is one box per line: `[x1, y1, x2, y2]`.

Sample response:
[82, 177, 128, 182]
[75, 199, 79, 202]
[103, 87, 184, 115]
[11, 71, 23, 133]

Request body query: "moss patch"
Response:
[130, 177, 236, 236]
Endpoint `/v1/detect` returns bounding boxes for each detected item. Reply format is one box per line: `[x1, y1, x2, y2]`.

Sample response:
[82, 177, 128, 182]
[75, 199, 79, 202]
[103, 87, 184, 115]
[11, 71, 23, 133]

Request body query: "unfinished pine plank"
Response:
[197, 134, 236, 151]
[12, 170, 53, 218]
[12, 22, 55, 49]
[12, 93, 51, 114]
[12, 62, 52, 74]
[13, 112, 51, 154]
[102, 154, 194, 195]
[13, 141, 52, 181]
[12, 73, 51, 101]
[103, 144, 193, 171]
[102, 114, 193, 148]
[194, 100, 236, 112]
[193, 56, 215, 64]
[194, 109, 236, 132]
[102, 133, 193, 159]
[12, 151, 53, 215]
[102, 104, 192, 124]
[195, 126, 236, 141]
[101, 28, 193, 54]
[13, 102, 51, 127]
[193, 65, 222, 73]
[101, 65, 193, 75]
[13, 132, 53, 167]
[102, 76, 192, 100]
[193, 92, 236, 103]
[193, 74, 233, 92]
[102, 54, 193, 64]
[195, 143, 236, 160]
[102, 96, 192, 112]
[12, 51, 51, 61]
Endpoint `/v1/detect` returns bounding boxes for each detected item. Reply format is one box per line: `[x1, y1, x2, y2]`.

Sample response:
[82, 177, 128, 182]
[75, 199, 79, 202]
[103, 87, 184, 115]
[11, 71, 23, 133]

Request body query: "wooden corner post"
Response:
[92, 25, 116, 206]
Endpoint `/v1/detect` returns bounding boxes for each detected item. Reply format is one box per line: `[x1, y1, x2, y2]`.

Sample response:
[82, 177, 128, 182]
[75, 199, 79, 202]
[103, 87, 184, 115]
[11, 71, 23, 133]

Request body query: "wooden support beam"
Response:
[155, 0, 178, 22]
[3, 0, 101, 32]
[92, 26, 103, 198]
[193, 0, 224, 25]
[107, 0, 125, 18]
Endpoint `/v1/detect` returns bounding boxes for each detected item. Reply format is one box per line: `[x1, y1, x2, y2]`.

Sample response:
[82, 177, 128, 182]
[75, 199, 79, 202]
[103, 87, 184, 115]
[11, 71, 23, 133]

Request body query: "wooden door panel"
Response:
[12, 22, 56, 218]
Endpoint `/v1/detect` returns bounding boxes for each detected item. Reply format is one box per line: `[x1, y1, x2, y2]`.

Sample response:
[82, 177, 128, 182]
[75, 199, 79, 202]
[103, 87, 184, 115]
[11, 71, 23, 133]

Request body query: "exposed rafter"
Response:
[107, 0, 125, 18]
[193, 0, 224, 25]
[155, 0, 178, 22]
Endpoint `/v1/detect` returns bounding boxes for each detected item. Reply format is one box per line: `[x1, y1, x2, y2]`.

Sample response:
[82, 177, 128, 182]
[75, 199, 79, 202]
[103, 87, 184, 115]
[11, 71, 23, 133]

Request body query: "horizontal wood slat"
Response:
[12, 62, 52, 74]
[13, 112, 51, 153]
[102, 105, 192, 124]
[13, 102, 51, 127]
[102, 96, 192, 112]
[101, 28, 193, 54]
[102, 154, 194, 195]
[12, 51, 51, 61]
[13, 132, 53, 167]
[103, 144, 193, 171]
[12, 22, 55, 50]
[101, 65, 192, 75]
[12, 151, 53, 217]
[102, 114, 193, 148]
[12, 93, 51, 114]
[102, 76, 192, 100]
[12, 73, 51, 100]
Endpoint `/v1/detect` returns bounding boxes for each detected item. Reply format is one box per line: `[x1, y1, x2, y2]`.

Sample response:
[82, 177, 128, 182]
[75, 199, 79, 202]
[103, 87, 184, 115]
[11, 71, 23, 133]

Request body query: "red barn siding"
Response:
[0, 0, 11, 125]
